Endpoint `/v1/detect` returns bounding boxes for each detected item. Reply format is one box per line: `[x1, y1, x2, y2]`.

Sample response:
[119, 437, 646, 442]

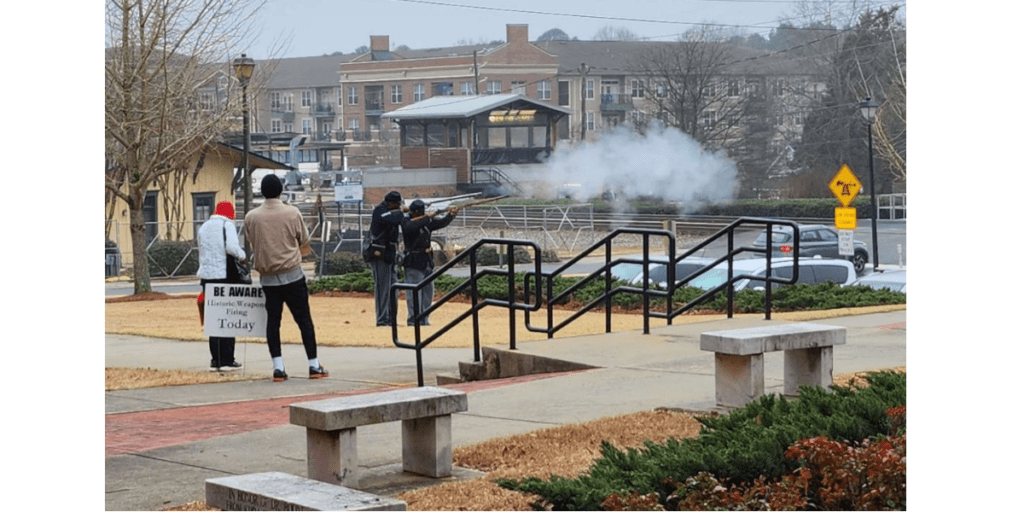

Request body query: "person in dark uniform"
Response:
[367, 191, 407, 326]
[401, 199, 458, 326]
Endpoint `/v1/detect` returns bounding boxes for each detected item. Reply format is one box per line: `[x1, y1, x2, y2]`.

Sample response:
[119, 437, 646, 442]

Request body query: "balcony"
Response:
[365, 101, 385, 116]
[314, 104, 334, 117]
[599, 94, 633, 112]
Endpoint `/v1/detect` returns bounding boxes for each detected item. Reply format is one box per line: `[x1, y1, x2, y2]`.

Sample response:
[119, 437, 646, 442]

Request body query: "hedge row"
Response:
[497, 371, 907, 510]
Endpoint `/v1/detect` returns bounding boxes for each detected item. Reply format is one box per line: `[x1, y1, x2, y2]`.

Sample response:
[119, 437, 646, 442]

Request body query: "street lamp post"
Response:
[860, 97, 880, 272]
[233, 54, 255, 215]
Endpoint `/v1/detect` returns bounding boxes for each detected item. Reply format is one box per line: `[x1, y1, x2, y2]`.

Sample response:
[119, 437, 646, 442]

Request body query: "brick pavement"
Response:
[105, 370, 588, 456]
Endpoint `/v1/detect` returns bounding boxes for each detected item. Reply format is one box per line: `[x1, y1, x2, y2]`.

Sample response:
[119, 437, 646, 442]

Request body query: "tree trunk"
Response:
[129, 196, 152, 294]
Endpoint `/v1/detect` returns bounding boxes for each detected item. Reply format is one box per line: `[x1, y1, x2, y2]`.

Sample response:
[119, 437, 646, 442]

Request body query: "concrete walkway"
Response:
[105, 309, 905, 510]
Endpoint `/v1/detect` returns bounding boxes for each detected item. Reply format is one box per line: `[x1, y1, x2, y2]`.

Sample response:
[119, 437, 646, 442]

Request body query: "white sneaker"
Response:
[219, 361, 243, 372]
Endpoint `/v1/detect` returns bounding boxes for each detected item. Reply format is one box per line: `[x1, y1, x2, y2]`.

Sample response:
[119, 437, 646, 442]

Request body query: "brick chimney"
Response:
[506, 24, 528, 46]
[370, 35, 389, 52]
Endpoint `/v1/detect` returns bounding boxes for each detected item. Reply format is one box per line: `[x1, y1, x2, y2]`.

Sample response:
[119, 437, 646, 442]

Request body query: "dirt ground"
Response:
[105, 291, 905, 350]
[107, 291, 905, 511]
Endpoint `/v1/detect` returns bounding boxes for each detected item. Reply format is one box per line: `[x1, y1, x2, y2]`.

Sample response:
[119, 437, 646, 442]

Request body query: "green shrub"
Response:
[147, 240, 198, 277]
[498, 372, 906, 510]
[473, 245, 534, 266]
[308, 270, 375, 293]
[316, 250, 367, 275]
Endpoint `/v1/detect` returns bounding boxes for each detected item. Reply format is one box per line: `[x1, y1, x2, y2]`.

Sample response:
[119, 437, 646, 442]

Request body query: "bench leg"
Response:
[714, 353, 764, 408]
[306, 427, 359, 487]
[784, 346, 834, 397]
[401, 415, 453, 478]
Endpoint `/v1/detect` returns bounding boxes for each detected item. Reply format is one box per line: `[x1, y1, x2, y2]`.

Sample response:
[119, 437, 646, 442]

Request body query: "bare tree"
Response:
[630, 28, 751, 150]
[593, 25, 640, 41]
[105, 0, 267, 294]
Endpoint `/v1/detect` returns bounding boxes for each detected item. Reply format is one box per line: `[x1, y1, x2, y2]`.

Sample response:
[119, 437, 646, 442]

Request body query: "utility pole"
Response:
[473, 51, 480, 95]
[579, 63, 589, 142]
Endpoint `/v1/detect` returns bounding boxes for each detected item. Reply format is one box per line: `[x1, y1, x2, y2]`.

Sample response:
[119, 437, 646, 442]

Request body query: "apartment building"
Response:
[248, 23, 824, 191]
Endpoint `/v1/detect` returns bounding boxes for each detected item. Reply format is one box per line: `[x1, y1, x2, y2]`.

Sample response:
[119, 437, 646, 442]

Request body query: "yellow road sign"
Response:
[835, 206, 857, 230]
[829, 164, 862, 207]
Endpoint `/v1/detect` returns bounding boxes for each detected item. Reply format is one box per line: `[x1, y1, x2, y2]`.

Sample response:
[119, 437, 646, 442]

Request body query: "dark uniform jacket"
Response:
[369, 202, 405, 264]
[401, 213, 454, 271]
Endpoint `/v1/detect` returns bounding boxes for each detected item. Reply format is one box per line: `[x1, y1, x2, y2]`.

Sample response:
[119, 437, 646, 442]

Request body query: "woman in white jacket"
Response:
[197, 201, 248, 371]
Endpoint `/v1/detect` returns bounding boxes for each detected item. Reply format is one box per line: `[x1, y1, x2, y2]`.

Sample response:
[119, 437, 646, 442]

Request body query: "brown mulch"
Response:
[106, 291, 180, 303]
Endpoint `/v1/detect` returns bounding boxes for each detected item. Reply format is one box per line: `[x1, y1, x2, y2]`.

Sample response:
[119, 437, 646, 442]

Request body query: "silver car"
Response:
[752, 224, 870, 274]
[851, 269, 906, 293]
[689, 257, 858, 292]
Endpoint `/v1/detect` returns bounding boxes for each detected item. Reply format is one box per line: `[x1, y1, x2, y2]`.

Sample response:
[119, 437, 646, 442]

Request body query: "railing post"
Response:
[727, 228, 734, 319]
[642, 233, 650, 335]
[605, 239, 612, 333]
[471, 249, 480, 362]
[507, 243, 517, 351]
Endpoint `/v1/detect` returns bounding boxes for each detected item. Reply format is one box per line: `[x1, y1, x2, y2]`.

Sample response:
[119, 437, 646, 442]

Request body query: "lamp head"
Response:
[860, 97, 879, 122]
[233, 54, 255, 86]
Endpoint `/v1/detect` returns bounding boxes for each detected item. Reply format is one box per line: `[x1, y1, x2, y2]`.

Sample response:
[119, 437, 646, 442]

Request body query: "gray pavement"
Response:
[104, 307, 905, 511]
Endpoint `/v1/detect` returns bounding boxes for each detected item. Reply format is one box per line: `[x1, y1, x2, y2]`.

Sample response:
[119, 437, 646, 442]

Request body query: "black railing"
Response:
[391, 217, 801, 386]
[391, 239, 543, 386]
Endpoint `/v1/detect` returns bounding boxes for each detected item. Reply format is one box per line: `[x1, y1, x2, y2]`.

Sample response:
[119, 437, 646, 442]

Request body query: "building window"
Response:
[302, 119, 312, 135]
[433, 82, 454, 96]
[487, 80, 501, 94]
[270, 92, 281, 110]
[775, 79, 786, 97]
[728, 79, 740, 97]
[391, 84, 403, 104]
[656, 82, 666, 98]
[348, 86, 359, 105]
[702, 82, 716, 98]
[283, 94, 293, 112]
[538, 80, 551, 100]
[511, 81, 526, 95]
[631, 111, 646, 126]
[558, 81, 569, 105]
[349, 118, 359, 130]
[461, 81, 474, 95]
[271, 119, 281, 133]
[702, 110, 717, 127]
[586, 111, 595, 131]
[284, 123, 293, 132]
[631, 79, 644, 98]
[414, 83, 426, 102]
[302, 90, 312, 108]
[586, 79, 594, 99]
[199, 92, 215, 110]
[192, 192, 216, 228]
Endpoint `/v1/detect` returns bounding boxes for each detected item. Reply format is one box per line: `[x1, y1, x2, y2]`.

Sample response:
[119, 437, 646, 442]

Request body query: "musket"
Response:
[410, 195, 509, 221]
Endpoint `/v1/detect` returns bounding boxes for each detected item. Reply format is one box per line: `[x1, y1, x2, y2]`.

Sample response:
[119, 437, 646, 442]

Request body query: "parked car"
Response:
[851, 269, 906, 293]
[610, 256, 719, 287]
[752, 224, 870, 274]
[688, 257, 858, 292]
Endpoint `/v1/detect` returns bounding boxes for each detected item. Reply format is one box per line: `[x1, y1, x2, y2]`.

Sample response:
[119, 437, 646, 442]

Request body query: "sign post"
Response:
[829, 164, 862, 257]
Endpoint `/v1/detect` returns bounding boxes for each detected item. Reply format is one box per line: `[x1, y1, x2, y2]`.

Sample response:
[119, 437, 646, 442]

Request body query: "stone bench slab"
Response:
[700, 322, 846, 356]
[206, 472, 406, 511]
[290, 387, 468, 431]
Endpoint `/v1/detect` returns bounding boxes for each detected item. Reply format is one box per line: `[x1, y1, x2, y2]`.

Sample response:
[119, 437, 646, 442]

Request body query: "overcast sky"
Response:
[248, 0, 905, 59]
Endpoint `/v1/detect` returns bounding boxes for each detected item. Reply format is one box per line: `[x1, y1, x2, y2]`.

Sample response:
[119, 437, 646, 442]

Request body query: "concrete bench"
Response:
[206, 471, 406, 510]
[289, 386, 468, 487]
[700, 322, 846, 408]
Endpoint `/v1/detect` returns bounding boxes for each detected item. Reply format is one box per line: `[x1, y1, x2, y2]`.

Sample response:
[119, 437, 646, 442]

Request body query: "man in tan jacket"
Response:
[244, 174, 327, 382]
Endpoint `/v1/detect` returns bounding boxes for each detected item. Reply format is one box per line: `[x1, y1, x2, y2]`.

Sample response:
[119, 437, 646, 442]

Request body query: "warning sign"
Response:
[203, 284, 267, 338]
[829, 164, 862, 207]
[835, 206, 857, 230]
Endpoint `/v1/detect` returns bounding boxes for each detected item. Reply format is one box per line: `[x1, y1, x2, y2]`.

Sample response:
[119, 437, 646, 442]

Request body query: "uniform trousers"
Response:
[369, 258, 399, 326]
[403, 267, 434, 326]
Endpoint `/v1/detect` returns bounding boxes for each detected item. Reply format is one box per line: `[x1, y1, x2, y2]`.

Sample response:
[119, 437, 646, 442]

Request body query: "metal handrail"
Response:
[390, 238, 543, 386]
[391, 217, 802, 386]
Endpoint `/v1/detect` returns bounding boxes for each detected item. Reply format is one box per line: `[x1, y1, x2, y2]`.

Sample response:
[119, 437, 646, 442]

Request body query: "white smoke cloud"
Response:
[540, 123, 738, 212]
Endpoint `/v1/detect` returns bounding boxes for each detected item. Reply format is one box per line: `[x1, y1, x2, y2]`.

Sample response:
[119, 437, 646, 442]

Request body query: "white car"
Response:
[851, 269, 907, 293]
[609, 256, 719, 287]
[687, 257, 858, 292]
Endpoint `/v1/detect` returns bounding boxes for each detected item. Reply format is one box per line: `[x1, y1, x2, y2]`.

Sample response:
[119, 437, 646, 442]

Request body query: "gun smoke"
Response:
[539, 123, 738, 212]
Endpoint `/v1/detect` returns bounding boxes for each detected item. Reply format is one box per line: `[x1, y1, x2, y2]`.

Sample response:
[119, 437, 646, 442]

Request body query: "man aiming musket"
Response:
[400, 194, 508, 326]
